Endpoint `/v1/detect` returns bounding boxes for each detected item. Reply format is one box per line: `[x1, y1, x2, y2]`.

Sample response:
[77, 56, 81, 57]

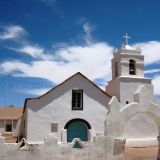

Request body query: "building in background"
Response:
[0, 107, 23, 143]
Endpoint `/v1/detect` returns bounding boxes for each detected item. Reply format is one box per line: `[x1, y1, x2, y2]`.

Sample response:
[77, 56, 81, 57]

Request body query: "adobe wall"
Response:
[25, 74, 110, 143]
[105, 95, 160, 147]
[0, 135, 125, 160]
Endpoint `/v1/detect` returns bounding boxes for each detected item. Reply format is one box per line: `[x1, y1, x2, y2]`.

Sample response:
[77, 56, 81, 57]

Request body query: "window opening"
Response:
[72, 90, 83, 110]
[6, 124, 12, 132]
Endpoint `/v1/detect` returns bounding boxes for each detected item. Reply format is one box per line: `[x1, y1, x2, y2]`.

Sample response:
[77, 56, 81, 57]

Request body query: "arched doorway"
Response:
[64, 119, 91, 142]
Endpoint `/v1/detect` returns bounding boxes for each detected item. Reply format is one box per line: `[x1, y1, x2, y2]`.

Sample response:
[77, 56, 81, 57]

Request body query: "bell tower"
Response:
[111, 33, 144, 79]
[106, 33, 154, 106]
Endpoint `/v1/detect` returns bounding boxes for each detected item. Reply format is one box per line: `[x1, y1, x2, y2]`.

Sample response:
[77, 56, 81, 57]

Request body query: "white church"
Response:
[18, 34, 160, 147]
[1, 34, 160, 160]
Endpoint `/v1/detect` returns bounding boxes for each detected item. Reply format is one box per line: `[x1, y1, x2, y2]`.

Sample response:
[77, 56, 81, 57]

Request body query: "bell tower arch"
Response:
[129, 59, 136, 75]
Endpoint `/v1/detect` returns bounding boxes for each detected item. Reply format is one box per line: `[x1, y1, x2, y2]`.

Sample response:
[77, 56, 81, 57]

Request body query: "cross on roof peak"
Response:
[123, 33, 131, 45]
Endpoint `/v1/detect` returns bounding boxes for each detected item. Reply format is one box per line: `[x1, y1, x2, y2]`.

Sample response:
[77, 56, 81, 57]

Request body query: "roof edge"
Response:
[23, 72, 111, 113]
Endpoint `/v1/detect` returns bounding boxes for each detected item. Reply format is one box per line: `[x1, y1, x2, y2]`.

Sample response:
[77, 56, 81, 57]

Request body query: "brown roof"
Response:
[23, 72, 112, 113]
[0, 107, 23, 120]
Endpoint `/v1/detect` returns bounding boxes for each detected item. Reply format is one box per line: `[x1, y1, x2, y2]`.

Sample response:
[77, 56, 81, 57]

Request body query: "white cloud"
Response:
[1, 23, 159, 98]
[0, 60, 29, 74]
[9, 45, 52, 60]
[0, 25, 26, 40]
[152, 75, 160, 96]
[0, 22, 113, 87]
[0, 42, 114, 84]
[144, 69, 160, 74]
[82, 22, 94, 44]
[133, 41, 160, 65]
[22, 87, 51, 96]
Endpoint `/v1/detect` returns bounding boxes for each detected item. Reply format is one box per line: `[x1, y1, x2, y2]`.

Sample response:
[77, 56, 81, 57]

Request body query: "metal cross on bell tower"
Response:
[123, 33, 131, 45]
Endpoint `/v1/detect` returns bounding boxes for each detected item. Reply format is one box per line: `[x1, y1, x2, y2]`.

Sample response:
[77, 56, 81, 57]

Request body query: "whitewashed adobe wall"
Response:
[105, 91, 160, 147]
[24, 73, 110, 143]
[0, 135, 126, 160]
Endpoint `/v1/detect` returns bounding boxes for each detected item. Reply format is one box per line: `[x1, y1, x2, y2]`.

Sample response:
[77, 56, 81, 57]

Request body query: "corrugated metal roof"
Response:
[0, 107, 23, 120]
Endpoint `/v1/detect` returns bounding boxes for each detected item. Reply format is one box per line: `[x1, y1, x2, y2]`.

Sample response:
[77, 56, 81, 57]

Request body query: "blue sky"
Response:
[0, 0, 160, 106]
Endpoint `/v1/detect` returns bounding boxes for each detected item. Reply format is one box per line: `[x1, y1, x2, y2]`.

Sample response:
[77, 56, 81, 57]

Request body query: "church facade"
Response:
[21, 73, 111, 143]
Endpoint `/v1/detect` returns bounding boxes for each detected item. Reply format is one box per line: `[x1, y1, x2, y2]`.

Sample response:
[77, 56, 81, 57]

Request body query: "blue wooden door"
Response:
[67, 121, 88, 142]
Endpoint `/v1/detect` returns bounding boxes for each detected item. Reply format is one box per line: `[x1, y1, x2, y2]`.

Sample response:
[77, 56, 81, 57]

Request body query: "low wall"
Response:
[0, 135, 125, 160]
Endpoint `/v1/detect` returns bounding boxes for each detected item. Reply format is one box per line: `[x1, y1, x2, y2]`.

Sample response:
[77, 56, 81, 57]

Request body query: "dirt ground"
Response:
[125, 147, 160, 160]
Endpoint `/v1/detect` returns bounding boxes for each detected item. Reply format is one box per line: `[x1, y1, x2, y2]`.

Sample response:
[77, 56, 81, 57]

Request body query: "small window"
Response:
[129, 59, 136, 75]
[6, 124, 12, 132]
[72, 90, 83, 110]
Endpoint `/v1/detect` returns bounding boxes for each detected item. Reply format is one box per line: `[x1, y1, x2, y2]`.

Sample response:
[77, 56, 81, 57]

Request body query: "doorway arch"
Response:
[64, 119, 91, 142]
[124, 112, 160, 139]
[121, 106, 160, 147]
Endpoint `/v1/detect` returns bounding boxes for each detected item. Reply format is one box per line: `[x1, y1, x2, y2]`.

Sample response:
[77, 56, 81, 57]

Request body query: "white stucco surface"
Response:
[105, 96, 160, 147]
[24, 73, 110, 143]
[124, 112, 159, 139]
[0, 135, 125, 160]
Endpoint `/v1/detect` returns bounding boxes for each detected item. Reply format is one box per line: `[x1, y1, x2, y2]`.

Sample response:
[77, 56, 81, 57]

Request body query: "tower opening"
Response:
[129, 59, 136, 75]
